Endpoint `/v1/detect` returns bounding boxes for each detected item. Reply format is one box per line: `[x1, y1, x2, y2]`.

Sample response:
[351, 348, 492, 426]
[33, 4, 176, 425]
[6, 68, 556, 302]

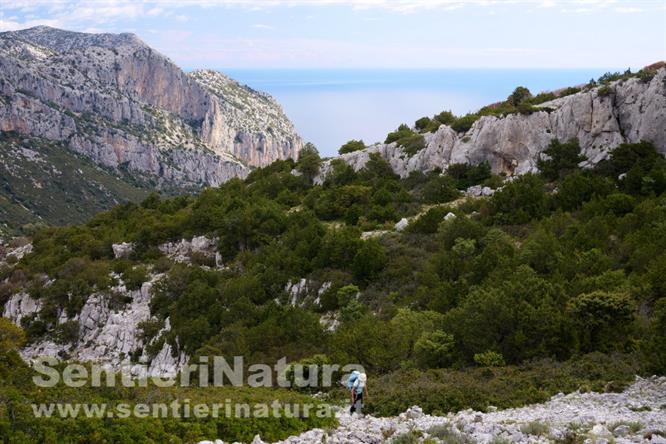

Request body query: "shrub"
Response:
[643, 298, 666, 374]
[414, 330, 455, 368]
[400, 134, 427, 156]
[415, 116, 433, 132]
[339, 139, 366, 155]
[385, 124, 414, 144]
[450, 114, 479, 133]
[408, 207, 451, 234]
[54, 320, 80, 345]
[427, 424, 474, 444]
[567, 291, 635, 353]
[508, 86, 532, 106]
[435, 110, 456, 126]
[537, 139, 587, 181]
[364, 353, 638, 416]
[421, 175, 460, 204]
[598, 85, 612, 97]
[520, 421, 550, 436]
[488, 174, 548, 225]
[473, 351, 506, 367]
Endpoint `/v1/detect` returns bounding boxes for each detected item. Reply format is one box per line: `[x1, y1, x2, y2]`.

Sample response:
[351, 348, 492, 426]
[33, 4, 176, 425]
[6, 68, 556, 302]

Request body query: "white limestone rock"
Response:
[394, 218, 409, 232]
[112, 242, 134, 259]
[315, 69, 666, 182]
[159, 235, 218, 264]
[3, 292, 41, 324]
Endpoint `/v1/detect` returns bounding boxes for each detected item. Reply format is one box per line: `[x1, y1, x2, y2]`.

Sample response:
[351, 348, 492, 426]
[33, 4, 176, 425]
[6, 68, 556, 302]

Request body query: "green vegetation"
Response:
[0, 334, 335, 443]
[0, 131, 151, 234]
[385, 124, 427, 155]
[338, 139, 366, 155]
[2, 133, 666, 438]
[365, 353, 638, 416]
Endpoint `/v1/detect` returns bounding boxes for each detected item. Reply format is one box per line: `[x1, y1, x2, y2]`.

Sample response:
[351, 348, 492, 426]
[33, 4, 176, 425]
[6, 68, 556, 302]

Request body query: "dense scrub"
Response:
[0, 343, 335, 443]
[2, 138, 666, 436]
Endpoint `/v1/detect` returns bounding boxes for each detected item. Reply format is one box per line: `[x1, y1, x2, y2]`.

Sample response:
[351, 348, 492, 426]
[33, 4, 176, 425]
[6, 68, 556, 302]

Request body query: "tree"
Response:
[296, 142, 321, 183]
[339, 139, 365, 155]
[473, 351, 506, 367]
[385, 124, 413, 144]
[352, 239, 388, 284]
[508, 86, 532, 106]
[567, 291, 635, 353]
[414, 330, 454, 368]
[643, 298, 666, 374]
[435, 110, 456, 126]
[414, 117, 433, 131]
[537, 139, 587, 181]
[488, 173, 548, 225]
[421, 175, 460, 204]
[0, 317, 25, 354]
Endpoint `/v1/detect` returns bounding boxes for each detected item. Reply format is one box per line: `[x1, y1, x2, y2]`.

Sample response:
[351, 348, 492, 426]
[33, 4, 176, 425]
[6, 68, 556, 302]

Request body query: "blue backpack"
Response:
[347, 370, 360, 389]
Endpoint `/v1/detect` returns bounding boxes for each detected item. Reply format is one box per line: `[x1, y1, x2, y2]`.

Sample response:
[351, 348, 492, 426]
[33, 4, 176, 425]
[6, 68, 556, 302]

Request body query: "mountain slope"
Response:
[0, 26, 302, 193]
[0, 131, 151, 232]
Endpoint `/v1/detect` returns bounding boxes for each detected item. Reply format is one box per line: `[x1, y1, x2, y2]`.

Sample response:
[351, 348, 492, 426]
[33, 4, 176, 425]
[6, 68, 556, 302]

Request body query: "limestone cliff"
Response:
[316, 68, 666, 183]
[0, 26, 302, 190]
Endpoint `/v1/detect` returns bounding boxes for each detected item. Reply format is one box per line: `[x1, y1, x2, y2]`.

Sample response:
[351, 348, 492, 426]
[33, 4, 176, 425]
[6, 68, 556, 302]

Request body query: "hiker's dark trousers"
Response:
[350, 392, 364, 414]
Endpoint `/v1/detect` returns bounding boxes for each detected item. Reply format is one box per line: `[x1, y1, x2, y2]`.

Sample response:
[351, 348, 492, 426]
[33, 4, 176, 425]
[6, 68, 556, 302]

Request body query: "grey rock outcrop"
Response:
[15, 272, 189, 377]
[0, 26, 302, 189]
[315, 68, 666, 182]
[3, 292, 41, 324]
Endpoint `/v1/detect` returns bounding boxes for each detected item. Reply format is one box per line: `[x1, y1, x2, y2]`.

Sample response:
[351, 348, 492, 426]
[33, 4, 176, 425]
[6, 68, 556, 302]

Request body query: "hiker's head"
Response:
[358, 373, 367, 384]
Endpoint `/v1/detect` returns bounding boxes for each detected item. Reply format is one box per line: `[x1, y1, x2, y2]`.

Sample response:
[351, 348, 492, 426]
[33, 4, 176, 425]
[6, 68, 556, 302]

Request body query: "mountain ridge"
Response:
[316, 65, 666, 183]
[0, 26, 302, 189]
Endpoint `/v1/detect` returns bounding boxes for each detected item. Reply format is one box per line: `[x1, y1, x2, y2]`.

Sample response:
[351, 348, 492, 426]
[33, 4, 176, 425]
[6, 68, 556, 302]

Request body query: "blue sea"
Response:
[222, 69, 616, 157]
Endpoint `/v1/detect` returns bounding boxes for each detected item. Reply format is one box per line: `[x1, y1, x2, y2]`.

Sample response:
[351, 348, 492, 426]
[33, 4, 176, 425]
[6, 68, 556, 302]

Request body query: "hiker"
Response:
[348, 371, 368, 415]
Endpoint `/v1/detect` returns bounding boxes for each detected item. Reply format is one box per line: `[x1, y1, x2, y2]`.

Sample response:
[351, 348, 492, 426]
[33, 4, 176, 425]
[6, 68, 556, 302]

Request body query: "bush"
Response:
[408, 207, 451, 234]
[488, 174, 548, 225]
[568, 291, 635, 353]
[339, 139, 366, 155]
[643, 298, 666, 374]
[520, 421, 550, 436]
[537, 139, 587, 181]
[508, 86, 532, 106]
[385, 124, 414, 144]
[415, 116, 433, 132]
[435, 110, 456, 126]
[364, 353, 638, 416]
[450, 114, 479, 133]
[473, 351, 506, 367]
[399, 134, 427, 156]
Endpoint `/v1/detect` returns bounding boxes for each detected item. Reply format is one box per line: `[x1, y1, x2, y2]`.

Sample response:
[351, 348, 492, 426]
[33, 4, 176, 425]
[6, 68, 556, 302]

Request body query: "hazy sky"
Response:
[1, 0, 664, 69]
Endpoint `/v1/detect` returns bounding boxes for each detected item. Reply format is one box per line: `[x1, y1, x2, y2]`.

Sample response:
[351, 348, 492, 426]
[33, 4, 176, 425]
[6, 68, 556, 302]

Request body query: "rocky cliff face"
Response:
[0, 26, 302, 190]
[316, 68, 666, 182]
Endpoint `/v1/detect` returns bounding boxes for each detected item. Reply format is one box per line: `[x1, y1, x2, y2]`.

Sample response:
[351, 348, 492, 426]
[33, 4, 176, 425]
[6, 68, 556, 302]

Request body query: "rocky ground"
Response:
[200, 376, 666, 444]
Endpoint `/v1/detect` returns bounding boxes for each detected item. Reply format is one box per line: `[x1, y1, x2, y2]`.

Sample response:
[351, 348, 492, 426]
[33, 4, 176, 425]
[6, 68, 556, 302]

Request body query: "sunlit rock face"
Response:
[0, 26, 302, 189]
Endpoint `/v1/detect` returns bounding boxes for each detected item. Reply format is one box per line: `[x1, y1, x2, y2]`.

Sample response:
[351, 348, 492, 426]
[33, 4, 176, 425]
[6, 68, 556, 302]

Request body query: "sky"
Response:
[1, 0, 665, 70]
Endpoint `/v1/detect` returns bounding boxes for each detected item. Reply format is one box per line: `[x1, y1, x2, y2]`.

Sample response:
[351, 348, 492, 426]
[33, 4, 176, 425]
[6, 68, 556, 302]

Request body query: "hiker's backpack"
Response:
[346, 370, 360, 389]
[353, 373, 367, 394]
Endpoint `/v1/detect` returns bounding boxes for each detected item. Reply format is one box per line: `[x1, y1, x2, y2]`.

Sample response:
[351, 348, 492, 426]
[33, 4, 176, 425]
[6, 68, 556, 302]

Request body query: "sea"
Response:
[222, 68, 620, 157]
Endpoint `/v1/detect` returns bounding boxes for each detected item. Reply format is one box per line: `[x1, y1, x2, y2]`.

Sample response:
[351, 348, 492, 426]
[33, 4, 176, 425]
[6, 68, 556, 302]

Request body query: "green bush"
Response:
[339, 139, 366, 155]
[450, 114, 479, 133]
[537, 139, 586, 181]
[364, 353, 638, 416]
[473, 351, 506, 367]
